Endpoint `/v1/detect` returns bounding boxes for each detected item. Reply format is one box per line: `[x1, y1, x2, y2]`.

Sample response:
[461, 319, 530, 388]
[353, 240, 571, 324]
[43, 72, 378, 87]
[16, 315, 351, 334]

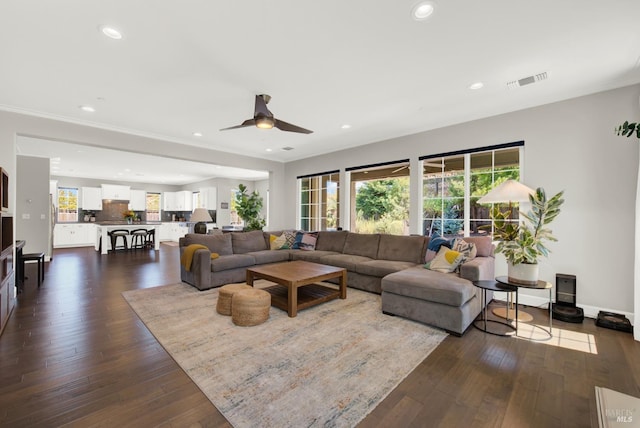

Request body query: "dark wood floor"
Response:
[1, 245, 639, 427]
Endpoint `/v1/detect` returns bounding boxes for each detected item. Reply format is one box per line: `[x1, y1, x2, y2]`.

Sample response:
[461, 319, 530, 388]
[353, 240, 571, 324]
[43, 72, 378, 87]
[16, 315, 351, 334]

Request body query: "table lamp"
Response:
[478, 179, 535, 321]
[191, 208, 213, 234]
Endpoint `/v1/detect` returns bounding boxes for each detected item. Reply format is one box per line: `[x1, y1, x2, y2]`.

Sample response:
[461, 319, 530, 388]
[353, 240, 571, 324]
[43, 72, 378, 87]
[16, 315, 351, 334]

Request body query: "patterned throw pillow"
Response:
[282, 230, 298, 249]
[270, 234, 288, 250]
[299, 232, 318, 251]
[425, 233, 451, 263]
[451, 238, 477, 262]
[426, 245, 464, 273]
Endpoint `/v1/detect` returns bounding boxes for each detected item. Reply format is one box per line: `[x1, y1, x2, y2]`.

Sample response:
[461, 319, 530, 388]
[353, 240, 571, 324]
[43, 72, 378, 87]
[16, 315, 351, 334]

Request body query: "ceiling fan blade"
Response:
[254, 95, 273, 117]
[220, 119, 256, 131]
[274, 119, 313, 134]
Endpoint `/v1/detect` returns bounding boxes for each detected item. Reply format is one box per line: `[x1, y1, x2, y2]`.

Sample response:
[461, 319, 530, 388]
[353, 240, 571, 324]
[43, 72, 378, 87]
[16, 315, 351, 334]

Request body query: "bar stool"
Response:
[108, 229, 129, 251]
[144, 229, 156, 248]
[22, 252, 45, 287]
[130, 229, 149, 249]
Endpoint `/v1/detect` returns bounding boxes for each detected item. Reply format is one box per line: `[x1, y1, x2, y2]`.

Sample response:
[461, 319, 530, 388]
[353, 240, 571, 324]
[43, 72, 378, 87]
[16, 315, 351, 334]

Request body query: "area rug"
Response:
[122, 281, 447, 427]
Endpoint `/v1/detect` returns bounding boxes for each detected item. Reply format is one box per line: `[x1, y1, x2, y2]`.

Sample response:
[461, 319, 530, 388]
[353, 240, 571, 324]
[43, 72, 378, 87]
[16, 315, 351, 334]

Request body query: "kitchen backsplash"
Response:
[79, 200, 214, 223]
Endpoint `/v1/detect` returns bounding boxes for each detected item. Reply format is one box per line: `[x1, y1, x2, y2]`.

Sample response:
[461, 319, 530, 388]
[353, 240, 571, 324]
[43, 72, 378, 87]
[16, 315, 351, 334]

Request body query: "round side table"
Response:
[495, 276, 553, 339]
[472, 280, 518, 336]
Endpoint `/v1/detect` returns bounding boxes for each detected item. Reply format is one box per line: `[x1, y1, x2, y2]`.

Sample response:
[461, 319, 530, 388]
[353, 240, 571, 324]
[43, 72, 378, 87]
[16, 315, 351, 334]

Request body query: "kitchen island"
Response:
[94, 223, 161, 255]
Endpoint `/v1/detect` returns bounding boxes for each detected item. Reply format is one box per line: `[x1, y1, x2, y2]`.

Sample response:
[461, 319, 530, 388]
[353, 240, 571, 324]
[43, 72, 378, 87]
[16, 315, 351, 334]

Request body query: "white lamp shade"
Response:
[477, 179, 534, 204]
[191, 208, 213, 222]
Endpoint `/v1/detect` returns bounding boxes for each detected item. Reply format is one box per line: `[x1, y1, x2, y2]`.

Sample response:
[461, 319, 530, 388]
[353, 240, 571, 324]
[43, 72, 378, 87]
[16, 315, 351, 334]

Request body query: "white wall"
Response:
[285, 85, 640, 318]
[16, 156, 50, 256]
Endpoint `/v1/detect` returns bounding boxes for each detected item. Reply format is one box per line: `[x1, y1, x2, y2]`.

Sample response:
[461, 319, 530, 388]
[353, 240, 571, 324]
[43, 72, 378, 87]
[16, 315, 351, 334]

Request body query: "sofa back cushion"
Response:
[342, 233, 380, 259]
[182, 233, 233, 255]
[315, 231, 349, 252]
[461, 236, 494, 257]
[377, 234, 426, 264]
[232, 230, 268, 254]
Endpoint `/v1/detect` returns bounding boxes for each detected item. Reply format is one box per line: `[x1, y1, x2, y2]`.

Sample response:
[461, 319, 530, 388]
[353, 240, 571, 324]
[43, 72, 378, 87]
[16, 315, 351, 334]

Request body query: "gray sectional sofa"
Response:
[179, 230, 495, 335]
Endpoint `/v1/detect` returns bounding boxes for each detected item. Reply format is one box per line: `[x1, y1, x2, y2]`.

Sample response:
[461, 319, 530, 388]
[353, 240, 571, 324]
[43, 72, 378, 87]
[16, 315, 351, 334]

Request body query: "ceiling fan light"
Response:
[255, 116, 274, 129]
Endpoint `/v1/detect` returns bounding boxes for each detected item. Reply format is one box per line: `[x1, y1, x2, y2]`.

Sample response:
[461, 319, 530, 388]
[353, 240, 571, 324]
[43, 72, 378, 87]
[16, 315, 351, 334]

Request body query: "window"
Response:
[230, 189, 242, 226]
[349, 161, 410, 235]
[57, 187, 78, 222]
[192, 191, 201, 209]
[422, 143, 522, 237]
[146, 192, 161, 221]
[299, 171, 340, 231]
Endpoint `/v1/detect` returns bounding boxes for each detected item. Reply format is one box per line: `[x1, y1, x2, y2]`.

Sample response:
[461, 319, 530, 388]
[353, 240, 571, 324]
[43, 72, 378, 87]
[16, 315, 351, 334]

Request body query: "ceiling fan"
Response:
[220, 94, 313, 134]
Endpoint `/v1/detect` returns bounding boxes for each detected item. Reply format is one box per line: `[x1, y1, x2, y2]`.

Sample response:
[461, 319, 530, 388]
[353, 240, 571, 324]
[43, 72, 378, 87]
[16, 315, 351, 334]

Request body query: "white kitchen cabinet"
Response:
[158, 222, 173, 241]
[163, 192, 176, 211]
[163, 191, 193, 211]
[81, 187, 102, 210]
[54, 224, 96, 247]
[175, 191, 192, 211]
[200, 187, 217, 210]
[128, 190, 146, 211]
[102, 184, 131, 201]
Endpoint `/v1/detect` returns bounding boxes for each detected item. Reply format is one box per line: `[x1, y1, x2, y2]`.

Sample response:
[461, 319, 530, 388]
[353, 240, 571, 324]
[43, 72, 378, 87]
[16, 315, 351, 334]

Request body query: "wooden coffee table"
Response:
[246, 261, 347, 317]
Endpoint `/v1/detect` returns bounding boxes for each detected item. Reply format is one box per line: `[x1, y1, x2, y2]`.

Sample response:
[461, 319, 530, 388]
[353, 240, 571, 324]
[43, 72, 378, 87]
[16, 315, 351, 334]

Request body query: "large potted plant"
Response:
[234, 184, 266, 231]
[492, 188, 564, 285]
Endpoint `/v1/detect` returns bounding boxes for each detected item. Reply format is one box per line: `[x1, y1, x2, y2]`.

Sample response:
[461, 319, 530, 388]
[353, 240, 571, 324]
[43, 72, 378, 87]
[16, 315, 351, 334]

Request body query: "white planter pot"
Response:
[507, 262, 539, 285]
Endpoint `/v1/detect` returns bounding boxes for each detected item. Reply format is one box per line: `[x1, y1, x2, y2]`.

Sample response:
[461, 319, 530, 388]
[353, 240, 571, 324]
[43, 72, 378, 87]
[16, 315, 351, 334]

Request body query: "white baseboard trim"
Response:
[492, 292, 635, 326]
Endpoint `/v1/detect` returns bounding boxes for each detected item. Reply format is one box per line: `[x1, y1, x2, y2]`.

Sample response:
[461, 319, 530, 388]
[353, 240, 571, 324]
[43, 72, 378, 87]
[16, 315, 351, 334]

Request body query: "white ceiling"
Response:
[2, 1, 640, 181]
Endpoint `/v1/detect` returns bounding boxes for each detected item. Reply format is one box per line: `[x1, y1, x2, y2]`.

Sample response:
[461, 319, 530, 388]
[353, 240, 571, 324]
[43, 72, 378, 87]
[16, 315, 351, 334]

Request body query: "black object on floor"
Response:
[552, 303, 584, 323]
[595, 311, 633, 333]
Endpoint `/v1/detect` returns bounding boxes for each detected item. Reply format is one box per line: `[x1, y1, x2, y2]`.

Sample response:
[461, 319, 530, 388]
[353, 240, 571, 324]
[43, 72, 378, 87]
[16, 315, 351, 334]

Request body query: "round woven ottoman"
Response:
[231, 289, 271, 327]
[216, 283, 252, 316]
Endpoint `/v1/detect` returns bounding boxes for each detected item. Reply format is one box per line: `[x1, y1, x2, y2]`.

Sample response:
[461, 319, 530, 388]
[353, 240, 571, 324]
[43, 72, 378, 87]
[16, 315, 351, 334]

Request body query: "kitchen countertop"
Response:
[96, 221, 162, 225]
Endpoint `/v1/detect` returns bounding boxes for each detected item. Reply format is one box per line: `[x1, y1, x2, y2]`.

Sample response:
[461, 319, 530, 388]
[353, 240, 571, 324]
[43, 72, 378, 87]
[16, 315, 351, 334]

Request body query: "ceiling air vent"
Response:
[507, 72, 548, 89]
[281, 146, 294, 151]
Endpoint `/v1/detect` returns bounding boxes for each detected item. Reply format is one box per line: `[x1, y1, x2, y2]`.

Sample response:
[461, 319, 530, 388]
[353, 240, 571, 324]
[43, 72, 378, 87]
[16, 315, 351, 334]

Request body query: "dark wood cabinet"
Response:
[0, 166, 14, 336]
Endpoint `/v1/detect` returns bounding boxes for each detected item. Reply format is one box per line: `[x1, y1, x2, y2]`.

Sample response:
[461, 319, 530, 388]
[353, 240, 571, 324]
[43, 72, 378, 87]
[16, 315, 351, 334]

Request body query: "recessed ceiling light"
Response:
[469, 82, 484, 90]
[266, 148, 273, 152]
[193, 132, 203, 137]
[99, 25, 123, 40]
[79, 105, 95, 113]
[412, 1, 436, 21]
[341, 124, 352, 129]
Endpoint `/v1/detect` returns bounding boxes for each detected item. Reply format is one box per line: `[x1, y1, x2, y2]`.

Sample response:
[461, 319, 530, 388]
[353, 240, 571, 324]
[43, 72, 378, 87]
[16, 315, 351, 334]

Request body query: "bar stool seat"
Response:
[145, 229, 156, 248]
[130, 229, 149, 249]
[22, 252, 45, 287]
[108, 229, 129, 251]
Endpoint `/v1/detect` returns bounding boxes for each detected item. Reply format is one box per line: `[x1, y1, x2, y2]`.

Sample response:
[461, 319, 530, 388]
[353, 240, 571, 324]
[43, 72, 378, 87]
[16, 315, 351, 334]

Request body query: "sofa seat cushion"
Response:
[290, 250, 340, 264]
[211, 254, 256, 272]
[232, 230, 268, 254]
[381, 267, 476, 307]
[320, 254, 374, 271]
[356, 260, 419, 278]
[247, 250, 291, 265]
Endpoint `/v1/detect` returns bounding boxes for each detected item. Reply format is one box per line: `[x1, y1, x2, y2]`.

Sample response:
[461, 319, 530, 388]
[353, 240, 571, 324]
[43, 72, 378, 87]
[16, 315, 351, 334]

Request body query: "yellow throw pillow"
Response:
[211, 252, 219, 260]
[428, 245, 464, 273]
[270, 234, 288, 250]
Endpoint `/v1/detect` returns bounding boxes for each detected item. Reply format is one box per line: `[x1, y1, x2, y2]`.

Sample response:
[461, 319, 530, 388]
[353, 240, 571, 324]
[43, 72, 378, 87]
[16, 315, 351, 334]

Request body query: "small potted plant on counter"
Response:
[123, 209, 136, 224]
